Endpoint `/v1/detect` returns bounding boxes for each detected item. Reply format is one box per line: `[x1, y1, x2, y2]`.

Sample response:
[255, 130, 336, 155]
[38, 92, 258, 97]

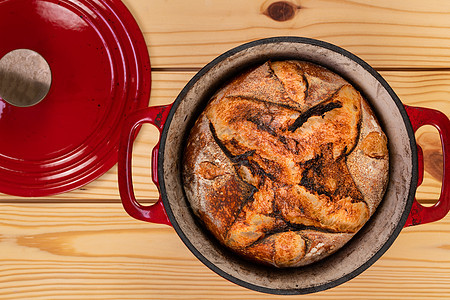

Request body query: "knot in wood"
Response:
[265, 1, 298, 22]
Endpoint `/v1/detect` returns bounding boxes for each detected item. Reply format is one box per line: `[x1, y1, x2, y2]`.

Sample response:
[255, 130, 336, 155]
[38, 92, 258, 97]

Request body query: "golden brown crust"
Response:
[182, 60, 389, 267]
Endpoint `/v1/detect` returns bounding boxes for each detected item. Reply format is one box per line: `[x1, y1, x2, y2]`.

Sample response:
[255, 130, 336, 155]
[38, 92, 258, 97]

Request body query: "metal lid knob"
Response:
[0, 49, 51, 107]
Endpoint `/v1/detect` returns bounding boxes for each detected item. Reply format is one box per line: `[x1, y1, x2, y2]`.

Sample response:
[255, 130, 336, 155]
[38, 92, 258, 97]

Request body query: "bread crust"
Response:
[182, 61, 389, 267]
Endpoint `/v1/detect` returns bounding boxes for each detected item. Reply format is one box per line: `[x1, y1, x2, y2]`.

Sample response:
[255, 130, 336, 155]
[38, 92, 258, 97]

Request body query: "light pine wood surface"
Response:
[1, 0, 449, 299]
[123, 0, 450, 69]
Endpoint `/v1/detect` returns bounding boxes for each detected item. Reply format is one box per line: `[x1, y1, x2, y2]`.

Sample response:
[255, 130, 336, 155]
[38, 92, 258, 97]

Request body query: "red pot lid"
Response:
[0, 0, 151, 197]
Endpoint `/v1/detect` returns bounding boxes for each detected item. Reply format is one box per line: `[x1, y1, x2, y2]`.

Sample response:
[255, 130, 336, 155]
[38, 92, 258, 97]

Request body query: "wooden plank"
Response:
[0, 70, 448, 201]
[0, 203, 447, 299]
[121, 0, 450, 69]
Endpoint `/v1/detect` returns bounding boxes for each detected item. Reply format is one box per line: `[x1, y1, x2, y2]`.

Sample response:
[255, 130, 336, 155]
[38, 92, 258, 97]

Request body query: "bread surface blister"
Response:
[182, 60, 389, 268]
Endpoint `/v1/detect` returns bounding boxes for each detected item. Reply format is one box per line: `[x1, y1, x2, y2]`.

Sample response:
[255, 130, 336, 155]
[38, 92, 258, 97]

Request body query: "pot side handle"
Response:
[404, 105, 450, 226]
[118, 105, 173, 226]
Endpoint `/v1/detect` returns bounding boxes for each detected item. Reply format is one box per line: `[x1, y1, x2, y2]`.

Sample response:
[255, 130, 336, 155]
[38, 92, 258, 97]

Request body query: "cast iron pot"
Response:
[118, 37, 450, 295]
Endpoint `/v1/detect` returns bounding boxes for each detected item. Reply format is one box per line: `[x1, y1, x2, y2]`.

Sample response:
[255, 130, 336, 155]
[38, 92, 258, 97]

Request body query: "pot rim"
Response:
[158, 36, 418, 294]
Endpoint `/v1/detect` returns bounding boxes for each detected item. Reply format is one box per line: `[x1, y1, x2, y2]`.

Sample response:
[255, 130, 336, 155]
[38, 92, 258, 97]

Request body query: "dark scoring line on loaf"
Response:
[208, 121, 235, 159]
[302, 73, 310, 101]
[288, 101, 343, 132]
[206, 121, 262, 236]
[268, 60, 310, 106]
[208, 120, 277, 182]
[267, 60, 302, 106]
[246, 115, 278, 137]
[244, 222, 336, 251]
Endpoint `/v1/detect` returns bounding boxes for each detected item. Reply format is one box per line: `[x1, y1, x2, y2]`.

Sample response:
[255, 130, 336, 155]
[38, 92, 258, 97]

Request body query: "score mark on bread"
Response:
[183, 61, 389, 268]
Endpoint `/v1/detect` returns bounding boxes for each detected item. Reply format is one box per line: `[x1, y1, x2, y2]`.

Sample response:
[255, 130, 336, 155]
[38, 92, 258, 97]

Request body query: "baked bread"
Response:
[182, 60, 389, 268]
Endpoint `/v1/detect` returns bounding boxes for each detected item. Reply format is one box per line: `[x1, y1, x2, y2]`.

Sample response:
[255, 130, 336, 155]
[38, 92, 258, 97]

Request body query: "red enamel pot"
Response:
[0, 0, 151, 197]
[118, 37, 450, 294]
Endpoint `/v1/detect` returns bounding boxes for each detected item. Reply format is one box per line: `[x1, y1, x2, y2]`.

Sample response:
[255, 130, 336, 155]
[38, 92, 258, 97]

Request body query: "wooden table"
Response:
[1, 0, 449, 298]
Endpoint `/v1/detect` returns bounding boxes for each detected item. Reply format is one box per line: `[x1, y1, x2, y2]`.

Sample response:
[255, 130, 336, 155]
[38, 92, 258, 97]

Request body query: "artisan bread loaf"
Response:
[182, 60, 389, 268]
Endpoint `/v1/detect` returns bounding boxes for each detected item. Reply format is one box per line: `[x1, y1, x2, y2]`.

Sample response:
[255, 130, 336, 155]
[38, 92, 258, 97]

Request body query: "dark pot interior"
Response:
[158, 37, 417, 294]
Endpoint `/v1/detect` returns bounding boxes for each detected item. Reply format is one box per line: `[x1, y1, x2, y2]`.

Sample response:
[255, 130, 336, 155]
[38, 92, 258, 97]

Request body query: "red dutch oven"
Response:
[118, 37, 450, 294]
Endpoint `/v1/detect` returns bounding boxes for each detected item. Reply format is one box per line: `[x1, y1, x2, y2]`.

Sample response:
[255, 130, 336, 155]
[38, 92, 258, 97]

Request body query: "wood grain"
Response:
[0, 203, 447, 299]
[122, 0, 450, 69]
